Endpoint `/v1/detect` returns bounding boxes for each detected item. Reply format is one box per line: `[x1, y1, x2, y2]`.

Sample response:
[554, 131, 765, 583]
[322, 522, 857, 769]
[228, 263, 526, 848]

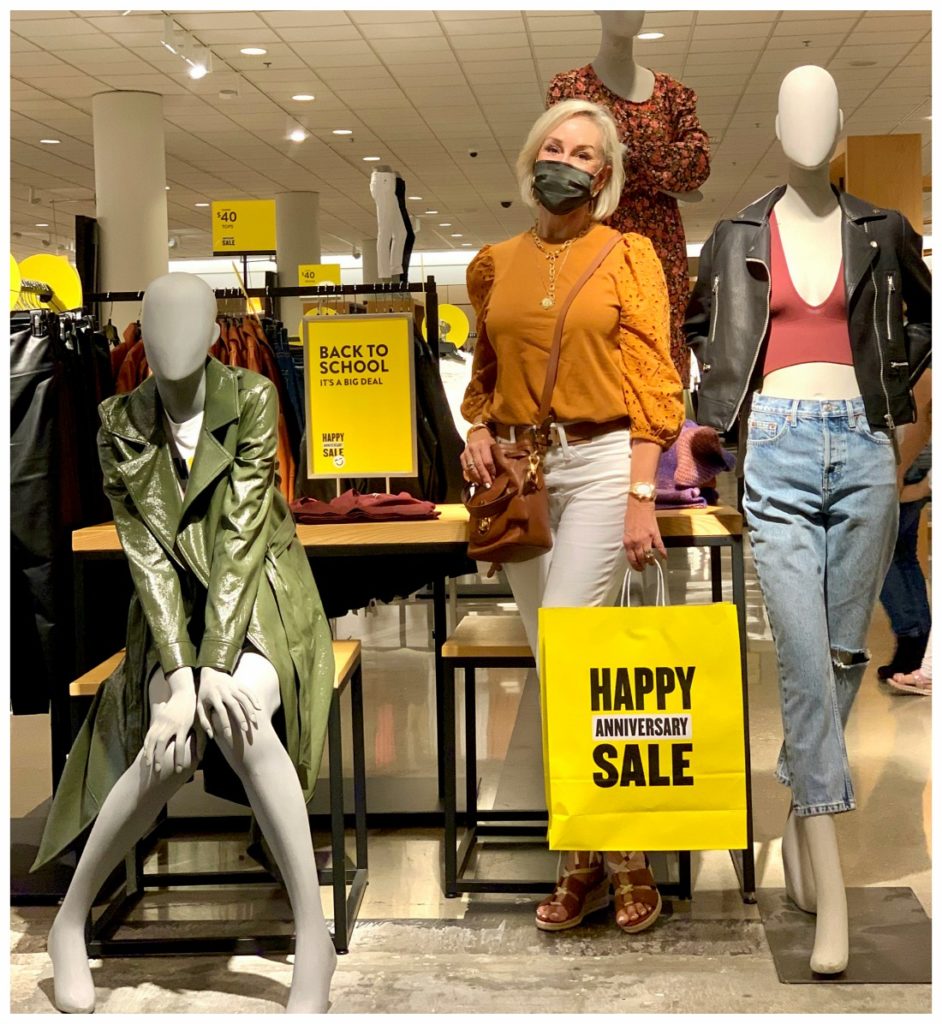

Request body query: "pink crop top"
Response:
[762, 212, 853, 377]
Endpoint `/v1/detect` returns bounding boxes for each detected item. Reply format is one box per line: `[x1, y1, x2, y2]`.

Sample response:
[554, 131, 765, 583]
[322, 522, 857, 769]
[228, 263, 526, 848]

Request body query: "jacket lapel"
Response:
[112, 378, 184, 553]
[838, 191, 884, 301]
[180, 358, 239, 519]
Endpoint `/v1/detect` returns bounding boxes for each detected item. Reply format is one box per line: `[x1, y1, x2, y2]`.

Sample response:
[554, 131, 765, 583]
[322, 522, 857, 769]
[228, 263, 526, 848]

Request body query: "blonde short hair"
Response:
[516, 99, 626, 221]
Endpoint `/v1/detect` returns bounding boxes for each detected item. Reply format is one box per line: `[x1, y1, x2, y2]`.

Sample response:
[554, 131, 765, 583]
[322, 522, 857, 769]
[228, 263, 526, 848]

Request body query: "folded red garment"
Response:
[290, 489, 440, 524]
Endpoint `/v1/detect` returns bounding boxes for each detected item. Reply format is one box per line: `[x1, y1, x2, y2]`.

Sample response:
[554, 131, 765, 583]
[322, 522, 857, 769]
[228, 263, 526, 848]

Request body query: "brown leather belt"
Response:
[494, 416, 631, 446]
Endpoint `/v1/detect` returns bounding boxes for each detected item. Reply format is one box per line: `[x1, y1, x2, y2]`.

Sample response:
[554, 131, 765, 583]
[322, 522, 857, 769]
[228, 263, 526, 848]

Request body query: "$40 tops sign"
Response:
[302, 313, 417, 479]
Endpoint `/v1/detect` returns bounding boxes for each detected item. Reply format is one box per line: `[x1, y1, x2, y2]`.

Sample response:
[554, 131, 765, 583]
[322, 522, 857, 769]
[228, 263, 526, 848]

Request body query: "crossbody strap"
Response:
[537, 230, 624, 426]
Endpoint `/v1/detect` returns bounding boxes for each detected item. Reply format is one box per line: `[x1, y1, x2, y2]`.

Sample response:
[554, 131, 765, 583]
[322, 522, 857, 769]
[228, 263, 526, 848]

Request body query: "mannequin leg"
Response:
[210, 652, 335, 1014]
[799, 814, 848, 974]
[49, 671, 202, 1013]
[782, 806, 816, 912]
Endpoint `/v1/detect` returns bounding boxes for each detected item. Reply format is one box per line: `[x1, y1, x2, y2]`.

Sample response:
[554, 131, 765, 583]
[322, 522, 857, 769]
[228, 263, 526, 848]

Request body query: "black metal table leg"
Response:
[442, 660, 458, 897]
[327, 690, 348, 951]
[433, 574, 448, 799]
[465, 667, 478, 829]
[351, 663, 368, 870]
[710, 545, 723, 603]
[730, 533, 756, 903]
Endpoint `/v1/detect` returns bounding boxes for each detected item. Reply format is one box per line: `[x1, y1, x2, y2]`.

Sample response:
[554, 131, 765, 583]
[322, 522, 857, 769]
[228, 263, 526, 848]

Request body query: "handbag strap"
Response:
[537, 229, 624, 426]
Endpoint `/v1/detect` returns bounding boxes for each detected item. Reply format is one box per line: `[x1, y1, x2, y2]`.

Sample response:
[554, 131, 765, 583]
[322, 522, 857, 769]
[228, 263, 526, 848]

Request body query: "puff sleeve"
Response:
[627, 82, 711, 195]
[617, 235, 685, 447]
[460, 245, 497, 424]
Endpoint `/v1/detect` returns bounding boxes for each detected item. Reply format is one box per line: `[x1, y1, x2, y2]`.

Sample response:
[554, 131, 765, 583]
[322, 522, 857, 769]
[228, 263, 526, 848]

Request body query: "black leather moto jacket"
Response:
[684, 185, 931, 441]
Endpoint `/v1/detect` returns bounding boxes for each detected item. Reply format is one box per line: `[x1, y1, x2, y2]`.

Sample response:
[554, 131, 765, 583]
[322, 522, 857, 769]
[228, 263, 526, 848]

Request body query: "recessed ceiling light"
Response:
[35, 223, 49, 227]
[408, 195, 422, 201]
[289, 128, 308, 143]
[165, 186, 170, 190]
[451, 233, 463, 238]
[461, 243, 473, 247]
[363, 155, 381, 161]
[638, 31, 664, 40]
[439, 222, 452, 227]
[924, 115, 932, 121]
[39, 138, 60, 145]
[240, 47, 267, 56]
[292, 94, 315, 102]
[195, 202, 210, 207]
[425, 209, 439, 214]
[332, 129, 353, 135]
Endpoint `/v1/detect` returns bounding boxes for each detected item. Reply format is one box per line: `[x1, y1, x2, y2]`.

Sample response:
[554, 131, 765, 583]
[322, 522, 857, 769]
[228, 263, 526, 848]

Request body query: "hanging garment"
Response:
[10, 312, 64, 714]
[371, 169, 407, 279]
[395, 175, 416, 284]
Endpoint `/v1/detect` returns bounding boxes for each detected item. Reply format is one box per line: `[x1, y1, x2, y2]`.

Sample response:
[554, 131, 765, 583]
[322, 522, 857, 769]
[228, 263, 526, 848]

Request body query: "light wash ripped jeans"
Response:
[743, 394, 898, 816]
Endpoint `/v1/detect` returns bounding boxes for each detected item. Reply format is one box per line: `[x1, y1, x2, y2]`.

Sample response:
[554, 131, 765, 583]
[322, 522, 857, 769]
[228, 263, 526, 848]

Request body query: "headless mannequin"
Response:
[370, 165, 407, 280]
[47, 274, 336, 1014]
[762, 67, 853, 975]
[593, 10, 702, 204]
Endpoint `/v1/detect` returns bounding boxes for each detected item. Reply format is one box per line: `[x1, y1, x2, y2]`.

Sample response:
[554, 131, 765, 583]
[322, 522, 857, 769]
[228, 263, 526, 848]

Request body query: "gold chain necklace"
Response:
[530, 224, 592, 310]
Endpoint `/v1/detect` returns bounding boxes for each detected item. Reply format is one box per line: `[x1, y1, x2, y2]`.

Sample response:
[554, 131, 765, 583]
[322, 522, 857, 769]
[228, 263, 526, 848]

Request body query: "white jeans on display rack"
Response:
[502, 426, 632, 664]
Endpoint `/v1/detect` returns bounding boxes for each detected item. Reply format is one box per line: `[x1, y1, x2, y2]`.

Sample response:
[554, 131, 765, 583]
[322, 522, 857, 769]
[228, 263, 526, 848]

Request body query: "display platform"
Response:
[757, 888, 931, 984]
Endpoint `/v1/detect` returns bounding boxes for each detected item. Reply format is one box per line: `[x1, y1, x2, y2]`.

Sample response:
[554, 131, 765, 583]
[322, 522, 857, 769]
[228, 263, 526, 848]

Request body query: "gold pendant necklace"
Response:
[531, 224, 591, 309]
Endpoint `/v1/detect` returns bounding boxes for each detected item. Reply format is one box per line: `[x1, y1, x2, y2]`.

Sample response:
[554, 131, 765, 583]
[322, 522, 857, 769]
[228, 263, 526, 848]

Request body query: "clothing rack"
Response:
[84, 278, 440, 361]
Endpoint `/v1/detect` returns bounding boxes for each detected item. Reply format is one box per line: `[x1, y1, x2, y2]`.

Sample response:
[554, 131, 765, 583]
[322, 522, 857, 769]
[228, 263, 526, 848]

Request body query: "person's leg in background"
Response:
[877, 497, 931, 678]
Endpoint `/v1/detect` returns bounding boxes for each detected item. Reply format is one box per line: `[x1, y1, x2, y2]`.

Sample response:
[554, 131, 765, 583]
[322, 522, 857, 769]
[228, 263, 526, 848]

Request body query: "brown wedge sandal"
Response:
[607, 852, 663, 934]
[535, 854, 611, 932]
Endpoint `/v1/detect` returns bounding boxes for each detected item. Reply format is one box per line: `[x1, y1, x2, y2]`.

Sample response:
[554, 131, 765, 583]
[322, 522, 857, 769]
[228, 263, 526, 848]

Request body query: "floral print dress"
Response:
[547, 65, 711, 386]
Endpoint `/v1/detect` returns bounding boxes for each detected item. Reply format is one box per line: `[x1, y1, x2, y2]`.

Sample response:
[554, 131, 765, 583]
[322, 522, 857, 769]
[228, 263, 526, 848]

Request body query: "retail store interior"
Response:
[9, 8, 932, 1015]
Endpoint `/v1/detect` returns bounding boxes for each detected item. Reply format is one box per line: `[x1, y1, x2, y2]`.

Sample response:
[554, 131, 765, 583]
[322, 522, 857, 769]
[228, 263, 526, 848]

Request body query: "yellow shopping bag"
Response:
[539, 572, 747, 852]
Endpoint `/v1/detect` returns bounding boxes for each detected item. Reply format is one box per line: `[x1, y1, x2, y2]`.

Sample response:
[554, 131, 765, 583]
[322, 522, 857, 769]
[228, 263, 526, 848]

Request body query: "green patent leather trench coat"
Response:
[34, 357, 334, 868]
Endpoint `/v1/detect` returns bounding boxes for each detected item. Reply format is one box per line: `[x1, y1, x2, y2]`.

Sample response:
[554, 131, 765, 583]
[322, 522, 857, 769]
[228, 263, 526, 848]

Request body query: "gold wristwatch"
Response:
[628, 482, 657, 502]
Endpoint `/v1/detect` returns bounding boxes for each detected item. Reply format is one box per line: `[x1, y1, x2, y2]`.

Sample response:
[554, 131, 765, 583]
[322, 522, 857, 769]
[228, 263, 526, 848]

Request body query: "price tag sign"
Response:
[298, 263, 342, 287]
[211, 199, 277, 256]
[302, 313, 417, 478]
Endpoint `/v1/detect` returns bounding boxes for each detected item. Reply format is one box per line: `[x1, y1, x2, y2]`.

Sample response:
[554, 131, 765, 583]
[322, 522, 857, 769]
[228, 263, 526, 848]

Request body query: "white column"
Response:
[360, 236, 378, 285]
[92, 91, 168, 327]
[276, 192, 321, 339]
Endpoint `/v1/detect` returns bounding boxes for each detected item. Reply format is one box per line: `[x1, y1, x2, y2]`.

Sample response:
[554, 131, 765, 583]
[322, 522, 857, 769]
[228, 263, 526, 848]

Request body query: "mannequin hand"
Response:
[143, 685, 197, 774]
[196, 667, 262, 740]
[462, 429, 496, 488]
[624, 499, 666, 572]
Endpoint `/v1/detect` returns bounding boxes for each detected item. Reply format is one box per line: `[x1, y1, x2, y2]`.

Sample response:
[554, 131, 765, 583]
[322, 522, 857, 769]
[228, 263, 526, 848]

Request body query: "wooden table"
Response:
[66, 503, 754, 900]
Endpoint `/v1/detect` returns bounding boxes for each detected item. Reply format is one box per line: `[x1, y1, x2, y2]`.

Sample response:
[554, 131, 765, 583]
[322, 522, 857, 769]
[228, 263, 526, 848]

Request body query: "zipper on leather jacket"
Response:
[868, 236, 900, 464]
[733, 257, 771, 429]
[703, 275, 719, 372]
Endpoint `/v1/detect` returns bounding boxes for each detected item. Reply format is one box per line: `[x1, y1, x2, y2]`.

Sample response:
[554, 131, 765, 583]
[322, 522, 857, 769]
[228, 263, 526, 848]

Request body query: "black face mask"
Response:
[532, 160, 597, 215]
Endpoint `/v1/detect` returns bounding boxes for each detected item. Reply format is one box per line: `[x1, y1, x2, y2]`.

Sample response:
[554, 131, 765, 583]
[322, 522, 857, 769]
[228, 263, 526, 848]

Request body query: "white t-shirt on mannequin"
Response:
[165, 410, 203, 486]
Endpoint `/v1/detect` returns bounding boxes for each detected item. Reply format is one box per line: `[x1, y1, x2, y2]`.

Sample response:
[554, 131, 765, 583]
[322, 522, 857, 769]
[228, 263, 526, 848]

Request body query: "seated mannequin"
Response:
[36, 273, 336, 1013]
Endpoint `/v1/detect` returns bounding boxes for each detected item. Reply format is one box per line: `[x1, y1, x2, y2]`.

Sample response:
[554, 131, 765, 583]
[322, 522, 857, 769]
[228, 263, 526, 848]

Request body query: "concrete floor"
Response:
[9, 508, 932, 1013]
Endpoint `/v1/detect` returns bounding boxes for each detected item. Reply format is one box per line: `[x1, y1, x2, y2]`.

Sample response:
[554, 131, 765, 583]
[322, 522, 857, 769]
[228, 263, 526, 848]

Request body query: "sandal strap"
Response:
[538, 860, 606, 917]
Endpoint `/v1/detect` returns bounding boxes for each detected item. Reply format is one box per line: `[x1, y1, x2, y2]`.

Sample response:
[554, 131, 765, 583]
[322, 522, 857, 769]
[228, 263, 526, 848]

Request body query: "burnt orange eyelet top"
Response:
[460, 224, 684, 449]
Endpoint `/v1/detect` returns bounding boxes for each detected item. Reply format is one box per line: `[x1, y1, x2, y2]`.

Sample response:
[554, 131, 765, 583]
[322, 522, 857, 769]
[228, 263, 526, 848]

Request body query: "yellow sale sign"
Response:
[302, 314, 417, 478]
[298, 263, 342, 287]
[539, 602, 747, 852]
[211, 199, 276, 255]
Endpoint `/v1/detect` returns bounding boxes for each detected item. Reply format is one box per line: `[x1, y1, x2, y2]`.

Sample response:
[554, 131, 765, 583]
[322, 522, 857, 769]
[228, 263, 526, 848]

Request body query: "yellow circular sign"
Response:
[10, 254, 22, 308]
[422, 303, 470, 348]
[18, 254, 83, 311]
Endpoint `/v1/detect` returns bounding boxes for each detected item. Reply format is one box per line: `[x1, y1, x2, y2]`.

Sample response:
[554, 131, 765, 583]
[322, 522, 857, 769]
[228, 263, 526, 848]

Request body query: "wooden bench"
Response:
[70, 639, 367, 955]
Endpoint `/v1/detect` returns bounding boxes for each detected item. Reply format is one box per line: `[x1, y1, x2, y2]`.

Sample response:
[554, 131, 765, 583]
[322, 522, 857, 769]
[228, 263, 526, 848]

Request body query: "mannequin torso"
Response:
[760, 71, 860, 402]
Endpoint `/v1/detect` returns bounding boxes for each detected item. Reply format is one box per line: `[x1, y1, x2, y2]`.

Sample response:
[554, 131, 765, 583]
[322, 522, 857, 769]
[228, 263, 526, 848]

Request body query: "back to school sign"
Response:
[539, 602, 747, 852]
[302, 313, 417, 478]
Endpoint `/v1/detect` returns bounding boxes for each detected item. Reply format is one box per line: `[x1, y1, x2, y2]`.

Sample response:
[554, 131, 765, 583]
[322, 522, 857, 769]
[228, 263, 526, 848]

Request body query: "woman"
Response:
[460, 98, 684, 934]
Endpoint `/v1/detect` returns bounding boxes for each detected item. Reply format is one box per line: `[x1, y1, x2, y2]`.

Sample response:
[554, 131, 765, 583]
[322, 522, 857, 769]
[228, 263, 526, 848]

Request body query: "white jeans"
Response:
[503, 428, 631, 662]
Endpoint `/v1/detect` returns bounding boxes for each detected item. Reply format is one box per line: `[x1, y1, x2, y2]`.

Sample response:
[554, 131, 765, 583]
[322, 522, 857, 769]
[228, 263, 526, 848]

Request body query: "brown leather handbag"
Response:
[465, 232, 623, 564]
